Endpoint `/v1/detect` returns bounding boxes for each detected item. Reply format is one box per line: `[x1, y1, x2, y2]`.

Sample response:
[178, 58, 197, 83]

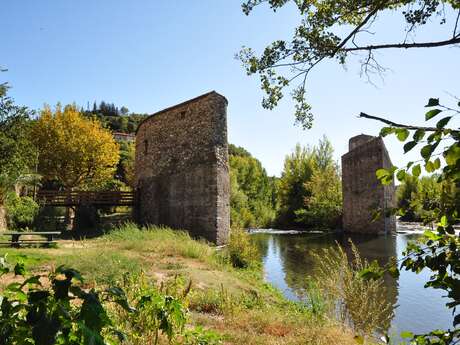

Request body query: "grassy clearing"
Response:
[0, 224, 366, 344]
[101, 223, 217, 262]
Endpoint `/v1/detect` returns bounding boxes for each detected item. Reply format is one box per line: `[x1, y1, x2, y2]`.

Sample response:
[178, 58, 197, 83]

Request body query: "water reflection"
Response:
[252, 232, 453, 339]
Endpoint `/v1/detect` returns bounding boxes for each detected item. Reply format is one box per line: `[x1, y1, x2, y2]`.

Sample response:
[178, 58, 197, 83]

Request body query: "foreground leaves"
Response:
[373, 98, 460, 344]
[0, 257, 130, 345]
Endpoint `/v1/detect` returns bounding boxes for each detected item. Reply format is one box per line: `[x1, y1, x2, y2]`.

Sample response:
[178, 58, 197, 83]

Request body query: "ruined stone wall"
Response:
[134, 91, 230, 245]
[341, 135, 396, 234]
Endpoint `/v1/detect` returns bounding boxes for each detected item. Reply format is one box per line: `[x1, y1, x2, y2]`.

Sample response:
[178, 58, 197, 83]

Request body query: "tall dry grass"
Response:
[312, 241, 394, 340]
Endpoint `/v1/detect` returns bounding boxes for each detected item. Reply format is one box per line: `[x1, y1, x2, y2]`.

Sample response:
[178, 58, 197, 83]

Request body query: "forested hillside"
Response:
[82, 101, 148, 134]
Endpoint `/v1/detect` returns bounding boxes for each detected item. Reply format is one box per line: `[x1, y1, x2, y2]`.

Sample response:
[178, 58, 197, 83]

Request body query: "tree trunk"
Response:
[62, 188, 75, 231]
[64, 207, 71, 231]
[0, 205, 7, 231]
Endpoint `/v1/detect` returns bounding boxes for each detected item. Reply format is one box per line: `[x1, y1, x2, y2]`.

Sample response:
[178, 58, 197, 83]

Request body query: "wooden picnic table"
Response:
[0, 231, 61, 247]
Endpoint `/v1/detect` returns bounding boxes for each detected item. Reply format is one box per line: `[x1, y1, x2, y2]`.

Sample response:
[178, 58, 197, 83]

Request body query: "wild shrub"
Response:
[311, 241, 393, 340]
[0, 256, 131, 345]
[5, 193, 39, 229]
[226, 228, 260, 269]
[114, 272, 222, 345]
[0, 256, 222, 345]
[189, 288, 226, 315]
[304, 281, 327, 316]
[128, 292, 187, 344]
[183, 326, 222, 345]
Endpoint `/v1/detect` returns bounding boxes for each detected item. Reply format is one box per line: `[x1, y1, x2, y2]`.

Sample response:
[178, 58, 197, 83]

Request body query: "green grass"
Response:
[0, 224, 372, 345]
[102, 223, 216, 261]
[57, 249, 141, 285]
[0, 248, 51, 270]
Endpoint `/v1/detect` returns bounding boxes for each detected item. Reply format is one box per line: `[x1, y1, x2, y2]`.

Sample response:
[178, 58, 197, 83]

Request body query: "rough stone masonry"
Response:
[134, 91, 230, 245]
[341, 134, 396, 234]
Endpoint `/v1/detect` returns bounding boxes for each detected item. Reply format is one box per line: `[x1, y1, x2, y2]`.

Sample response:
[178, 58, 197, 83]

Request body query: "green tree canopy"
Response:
[229, 144, 277, 228]
[83, 101, 147, 134]
[277, 136, 342, 228]
[277, 143, 316, 226]
[296, 163, 342, 229]
[31, 104, 120, 190]
[0, 92, 36, 202]
[397, 174, 457, 222]
[115, 141, 136, 188]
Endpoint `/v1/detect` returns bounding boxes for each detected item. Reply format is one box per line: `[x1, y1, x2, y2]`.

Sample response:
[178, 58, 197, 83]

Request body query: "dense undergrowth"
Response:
[0, 224, 380, 344]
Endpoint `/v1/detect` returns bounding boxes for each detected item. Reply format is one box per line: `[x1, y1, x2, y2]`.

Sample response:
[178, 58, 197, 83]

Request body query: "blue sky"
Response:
[1, 1, 459, 176]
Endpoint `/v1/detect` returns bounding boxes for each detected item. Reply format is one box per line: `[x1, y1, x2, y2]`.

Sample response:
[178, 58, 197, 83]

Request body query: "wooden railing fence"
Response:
[36, 190, 136, 207]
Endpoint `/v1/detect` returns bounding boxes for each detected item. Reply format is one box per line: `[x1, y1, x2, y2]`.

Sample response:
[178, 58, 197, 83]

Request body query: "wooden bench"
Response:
[0, 232, 61, 247]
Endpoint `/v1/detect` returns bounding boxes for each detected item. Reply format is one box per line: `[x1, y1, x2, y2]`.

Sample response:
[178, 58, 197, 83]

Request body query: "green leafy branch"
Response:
[239, 0, 460, 128]
[360, 98, 460, 344]
[0, 255, 132, 345]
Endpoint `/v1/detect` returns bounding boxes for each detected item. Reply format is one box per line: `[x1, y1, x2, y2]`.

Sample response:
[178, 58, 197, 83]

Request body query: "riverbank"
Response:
[0, 224, 361, 345]
[251, 230, 455, 342]
[249, 220, 460, 236]
[397, 221, 460, 234]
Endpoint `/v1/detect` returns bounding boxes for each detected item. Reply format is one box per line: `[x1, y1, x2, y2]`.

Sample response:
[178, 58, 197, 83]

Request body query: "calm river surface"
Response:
[251, 230, 453, 340]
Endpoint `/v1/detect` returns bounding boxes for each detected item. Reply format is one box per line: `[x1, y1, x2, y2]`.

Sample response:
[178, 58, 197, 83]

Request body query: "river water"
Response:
[251, 230, 453, 341]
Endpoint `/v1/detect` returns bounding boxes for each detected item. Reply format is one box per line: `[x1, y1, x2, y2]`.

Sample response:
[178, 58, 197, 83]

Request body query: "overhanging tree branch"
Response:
[453, 9, 460, 38]
[240, 0, 460, 129]
[358, 112, 460, 134]
[344, 36, 460, 52]
[334, 5, 381, 53]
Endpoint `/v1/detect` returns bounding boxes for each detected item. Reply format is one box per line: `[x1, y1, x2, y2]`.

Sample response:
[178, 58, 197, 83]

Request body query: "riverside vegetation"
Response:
[238, 1, 460, 341]
[0, 87, 392, 344]
[0, 223, 390, 345]
[229, 136, 342, 230]
[1, 53, 458, 344]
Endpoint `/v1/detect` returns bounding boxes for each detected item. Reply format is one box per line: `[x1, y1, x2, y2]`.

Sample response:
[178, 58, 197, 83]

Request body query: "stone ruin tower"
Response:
[134, 91, 230, 245]
[341, 135, 396, 234]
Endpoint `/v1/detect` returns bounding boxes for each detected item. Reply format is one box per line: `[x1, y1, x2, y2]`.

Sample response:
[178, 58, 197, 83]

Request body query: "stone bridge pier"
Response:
[134, 91, 230, 245]
[341, 134, 396, 234]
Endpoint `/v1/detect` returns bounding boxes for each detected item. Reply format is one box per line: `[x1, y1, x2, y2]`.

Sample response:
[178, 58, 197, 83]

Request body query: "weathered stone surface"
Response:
[134, 91, 230, 244]
[0, 206, 6, 231]
[341, 135, 396, 234]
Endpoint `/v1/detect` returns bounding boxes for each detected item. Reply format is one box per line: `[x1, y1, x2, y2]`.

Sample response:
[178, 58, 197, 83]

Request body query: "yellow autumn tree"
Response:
[31, 104, 119, 190]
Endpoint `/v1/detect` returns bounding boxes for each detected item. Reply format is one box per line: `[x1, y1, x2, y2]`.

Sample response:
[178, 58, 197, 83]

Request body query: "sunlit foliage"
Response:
[369, 98, 460, 343]
[397, 174, 457, 223]
[277, 136, 342, 229]
[31, 104, 120, 190]
[0, 92, 36, 203]
[229, 144, 277, 228]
